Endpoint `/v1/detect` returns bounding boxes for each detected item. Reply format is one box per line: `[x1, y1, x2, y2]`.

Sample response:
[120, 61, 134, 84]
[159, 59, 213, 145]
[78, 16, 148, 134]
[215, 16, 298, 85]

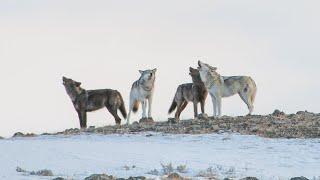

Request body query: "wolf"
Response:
[168, 67, 208, 120]
[197, 61, 257, 117]
[62, 77, 127, 128]
[127, 69, 157, 124]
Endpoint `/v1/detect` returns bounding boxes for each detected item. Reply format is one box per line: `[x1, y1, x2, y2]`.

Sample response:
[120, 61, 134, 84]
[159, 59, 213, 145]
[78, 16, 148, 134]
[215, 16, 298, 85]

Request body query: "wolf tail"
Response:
[249, 77, 257, 104]
[117, 92, 127, 119]
[132, 100, 140, 113]
[168, 100, 177, 114]
[251, 82, 257, 105]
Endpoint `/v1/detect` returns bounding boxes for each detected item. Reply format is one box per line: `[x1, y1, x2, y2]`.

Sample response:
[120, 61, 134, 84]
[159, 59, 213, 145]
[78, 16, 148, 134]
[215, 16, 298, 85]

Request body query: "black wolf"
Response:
[62, 77, 127, 128]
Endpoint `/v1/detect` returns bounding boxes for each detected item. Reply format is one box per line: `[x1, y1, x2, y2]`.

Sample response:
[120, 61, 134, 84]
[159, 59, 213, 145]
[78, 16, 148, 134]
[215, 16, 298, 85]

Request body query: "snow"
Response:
[0, 133, 319, 179]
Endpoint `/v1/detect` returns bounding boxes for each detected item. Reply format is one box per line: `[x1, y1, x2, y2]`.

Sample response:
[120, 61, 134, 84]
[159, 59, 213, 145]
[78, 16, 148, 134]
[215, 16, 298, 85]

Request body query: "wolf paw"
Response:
[139, 117, 155, 124]
[168, 118, 178, 124]
[198, 113, 209, 119]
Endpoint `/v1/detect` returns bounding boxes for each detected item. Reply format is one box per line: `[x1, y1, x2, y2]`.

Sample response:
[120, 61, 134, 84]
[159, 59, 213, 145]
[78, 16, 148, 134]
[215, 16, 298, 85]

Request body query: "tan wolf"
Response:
[127, 69, 157, 124]
[197, 61, 257, 117]
[168, 67, 208, 120]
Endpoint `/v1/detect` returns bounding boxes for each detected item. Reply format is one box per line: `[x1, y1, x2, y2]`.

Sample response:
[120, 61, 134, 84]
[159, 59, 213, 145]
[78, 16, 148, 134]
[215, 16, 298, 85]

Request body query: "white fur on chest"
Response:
[131, 87, 153, 101]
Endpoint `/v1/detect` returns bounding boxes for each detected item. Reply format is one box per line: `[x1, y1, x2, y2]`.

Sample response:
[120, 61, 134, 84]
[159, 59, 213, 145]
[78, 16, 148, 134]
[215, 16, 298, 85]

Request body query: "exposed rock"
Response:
[53, 177, 66, 180]
[296, 111, 313, 116]
[16, 166, 53, 176]
[30, 169, 53, 176]
[41, 133, 51, 136]
[85, 174, 115, 180]
[290, 177, 309, 180]
[16, 167, 27, 173]
[146, 169, 160, 176]
[272, 109, 285, 117]
[129, 122, 140, 132]
[139, 118, 155, 125]
[168, 118, 179, 124]
[198, 113, 209, 119]
[12, 132, 37, 138]
[62, 128, 81, 135]
[10, 110, 320, 139]
[167, 173, 183, 180]
[13, 132, 24, 138]
[240, 177, 259, 180]
[125, 177, 146, 180]
[84, 175, 146, 180]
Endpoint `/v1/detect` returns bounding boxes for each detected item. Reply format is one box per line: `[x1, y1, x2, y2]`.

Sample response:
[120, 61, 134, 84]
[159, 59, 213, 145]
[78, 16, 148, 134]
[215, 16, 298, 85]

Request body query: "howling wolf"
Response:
[127, 69, 157, 124]
[62, 77, 127, 128]
[168, 67, 208, 120]
[197, 61, 257, 117]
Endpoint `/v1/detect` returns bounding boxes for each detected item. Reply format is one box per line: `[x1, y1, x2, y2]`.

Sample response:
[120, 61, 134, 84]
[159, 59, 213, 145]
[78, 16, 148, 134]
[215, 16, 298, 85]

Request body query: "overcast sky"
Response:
[0, 0, 319, 137]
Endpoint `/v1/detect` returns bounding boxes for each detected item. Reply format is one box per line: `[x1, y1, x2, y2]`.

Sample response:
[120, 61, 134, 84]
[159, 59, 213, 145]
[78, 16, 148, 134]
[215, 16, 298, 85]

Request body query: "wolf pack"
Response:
[63, 61, 257, 128]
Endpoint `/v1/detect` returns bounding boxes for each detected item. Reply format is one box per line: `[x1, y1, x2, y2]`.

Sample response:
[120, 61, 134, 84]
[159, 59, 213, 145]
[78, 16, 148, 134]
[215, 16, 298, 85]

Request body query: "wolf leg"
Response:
[200, 99, 205, 114]
[147, 96, 153, 119]
[127, 110, 131, 125]
[211, 95, 217, 118]
[141, 99, 147, 119]
[77, 110, 87, 129]
[127, 100, 133, 125]
[239, 92, 253, 115]
[107, 106, 121, 125]
[216, 97, 222, 117]
[174, 101, 183, 120]
[193, 101, 198, 119]
[83, 112, 87, 128]
[177, 100, 188, 120]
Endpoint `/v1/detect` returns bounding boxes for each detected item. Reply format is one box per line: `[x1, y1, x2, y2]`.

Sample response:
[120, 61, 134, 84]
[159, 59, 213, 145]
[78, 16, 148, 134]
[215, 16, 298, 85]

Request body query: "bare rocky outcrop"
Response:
[16, 166, 53, 177]
[12, 132, 37, 138]
[84, 110, 320, 138]
[240, 177, 259, 180]
[52, 178, 66, 180]
[84, 174, 146, 180]
[290, 177, 309, 180]
[84, 174, 115, 180]
[12, 110, 320, 139]
[166, 172, 185, 180]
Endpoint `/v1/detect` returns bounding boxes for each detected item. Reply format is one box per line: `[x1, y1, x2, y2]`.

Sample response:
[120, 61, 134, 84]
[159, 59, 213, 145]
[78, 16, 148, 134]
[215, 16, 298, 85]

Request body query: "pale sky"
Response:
[1, 0, 319, 137]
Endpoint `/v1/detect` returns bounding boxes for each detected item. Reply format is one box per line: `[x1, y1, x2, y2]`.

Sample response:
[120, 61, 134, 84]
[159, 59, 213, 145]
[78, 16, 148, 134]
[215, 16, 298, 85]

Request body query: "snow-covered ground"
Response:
[0, 133, 319, 180]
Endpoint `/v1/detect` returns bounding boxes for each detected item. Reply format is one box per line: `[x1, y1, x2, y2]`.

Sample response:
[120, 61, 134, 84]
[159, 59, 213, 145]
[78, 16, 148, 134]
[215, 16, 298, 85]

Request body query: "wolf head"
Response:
[197, 61, 218, 83]
[139, 68, 157, 82]
[62, 76, 83, 100]
[189, 67, 203, 84]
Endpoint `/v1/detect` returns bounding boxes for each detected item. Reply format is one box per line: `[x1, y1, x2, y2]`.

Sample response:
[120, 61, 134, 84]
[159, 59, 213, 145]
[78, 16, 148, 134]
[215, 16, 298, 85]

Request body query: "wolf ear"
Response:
[75, 82, 81, 87]
[189, 67, 196, 72]
[209, 66, 217, 71]
[152, 68, 157, 73]
[63, 76, 67, 81]
[139, 70, 144, 74]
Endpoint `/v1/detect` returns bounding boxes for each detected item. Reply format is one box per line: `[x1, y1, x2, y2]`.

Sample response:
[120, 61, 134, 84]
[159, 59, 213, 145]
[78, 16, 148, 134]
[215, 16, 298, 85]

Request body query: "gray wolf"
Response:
[197, 61, 257, 117]
[127, 69, 157, 124]
[62, 77, 127, 128]
[168, 67, 208, 120]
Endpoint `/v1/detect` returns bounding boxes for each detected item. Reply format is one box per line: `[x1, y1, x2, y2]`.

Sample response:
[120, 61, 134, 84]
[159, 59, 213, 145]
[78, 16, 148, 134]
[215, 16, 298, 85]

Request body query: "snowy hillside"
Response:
[0, 133, 319, 179]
